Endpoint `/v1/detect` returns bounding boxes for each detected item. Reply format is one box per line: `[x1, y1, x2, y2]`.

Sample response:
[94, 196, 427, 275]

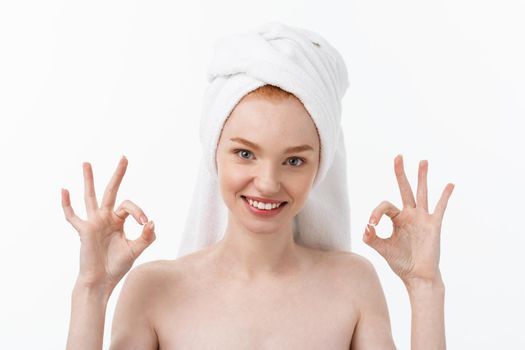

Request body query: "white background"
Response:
[1, 0, 523, 348]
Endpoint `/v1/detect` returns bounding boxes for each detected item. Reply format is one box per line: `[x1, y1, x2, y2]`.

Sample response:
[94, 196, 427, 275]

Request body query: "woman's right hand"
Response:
[61, 156, 156, 292]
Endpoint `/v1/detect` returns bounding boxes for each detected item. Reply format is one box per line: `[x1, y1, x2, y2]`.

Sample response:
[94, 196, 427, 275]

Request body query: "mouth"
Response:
[241, 195, 288, 216]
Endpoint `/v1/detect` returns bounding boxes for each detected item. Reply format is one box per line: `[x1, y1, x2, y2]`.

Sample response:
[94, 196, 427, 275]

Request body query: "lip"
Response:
[242, 196, 287, 217]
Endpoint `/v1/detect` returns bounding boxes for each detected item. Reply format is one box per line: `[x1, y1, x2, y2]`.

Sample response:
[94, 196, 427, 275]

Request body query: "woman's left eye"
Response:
[234, 149, 305, 167]
[287, 157, 304, 167]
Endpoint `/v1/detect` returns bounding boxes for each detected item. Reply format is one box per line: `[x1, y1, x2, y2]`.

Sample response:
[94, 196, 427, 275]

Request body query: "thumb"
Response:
[363, 223, 388, 257]
[129, 220, 156, 258]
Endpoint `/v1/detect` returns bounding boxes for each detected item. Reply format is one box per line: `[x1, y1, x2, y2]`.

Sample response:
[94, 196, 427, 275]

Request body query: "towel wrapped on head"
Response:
[176, 21, 351, 258]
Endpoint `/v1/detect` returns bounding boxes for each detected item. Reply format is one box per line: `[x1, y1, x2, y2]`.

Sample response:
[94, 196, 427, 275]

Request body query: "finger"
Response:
[416, 160, 429, 212]
[394, 154, 416, 208]
[101, 156, 128, 210]
[114, 199, 149, 225]
[363, 222, 389, 257]
[61, 188, 84, 230]
[83, 162, 98, 215]
[369, 200, 402, 227]
[128, 220, 156, 259]
[433, 183, 455, 222]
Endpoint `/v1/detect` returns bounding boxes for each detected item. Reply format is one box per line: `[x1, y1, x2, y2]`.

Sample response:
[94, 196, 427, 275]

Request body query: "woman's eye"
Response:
[287, 158, 304, 167]
[237, 149, 252, 159]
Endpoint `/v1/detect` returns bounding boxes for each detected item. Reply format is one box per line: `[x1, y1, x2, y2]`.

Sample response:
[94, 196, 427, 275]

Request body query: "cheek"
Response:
[218, 163, 248, 197]
[291, 177, 312, 197]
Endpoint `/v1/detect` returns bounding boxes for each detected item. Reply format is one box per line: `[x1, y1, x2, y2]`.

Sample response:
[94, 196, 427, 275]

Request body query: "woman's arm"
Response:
[66, 279, 113, 349]
[405, 277, 446, 350]
[62, 157, 156, 349]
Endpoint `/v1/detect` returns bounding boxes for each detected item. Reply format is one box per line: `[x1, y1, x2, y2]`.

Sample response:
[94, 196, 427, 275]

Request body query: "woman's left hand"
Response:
[363, 154, 455, 286]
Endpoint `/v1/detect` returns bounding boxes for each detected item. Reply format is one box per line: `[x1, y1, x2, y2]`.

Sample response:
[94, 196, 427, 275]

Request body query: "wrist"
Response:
[404, 276, 445, 297]
[73, 277, 115, 300]
[404, 269, 444, 290]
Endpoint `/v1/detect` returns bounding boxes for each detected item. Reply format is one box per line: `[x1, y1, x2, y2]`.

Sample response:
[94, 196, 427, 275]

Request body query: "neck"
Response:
[211, 215, 304, 282]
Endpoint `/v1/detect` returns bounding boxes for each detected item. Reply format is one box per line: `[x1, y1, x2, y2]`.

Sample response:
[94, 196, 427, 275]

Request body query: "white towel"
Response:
[176, 21, 351, 258]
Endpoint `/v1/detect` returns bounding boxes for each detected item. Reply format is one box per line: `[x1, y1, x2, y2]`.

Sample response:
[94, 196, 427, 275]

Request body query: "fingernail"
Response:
[140, 215, 148, 224]
[149, 220, 155, 230]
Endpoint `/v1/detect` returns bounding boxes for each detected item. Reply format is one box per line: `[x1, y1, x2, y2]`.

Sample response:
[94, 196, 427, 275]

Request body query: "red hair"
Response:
[245, 84, 295, 101]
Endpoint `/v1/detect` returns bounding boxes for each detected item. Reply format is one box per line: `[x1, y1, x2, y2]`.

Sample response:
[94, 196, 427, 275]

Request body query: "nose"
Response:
[253, 163, 281, 194]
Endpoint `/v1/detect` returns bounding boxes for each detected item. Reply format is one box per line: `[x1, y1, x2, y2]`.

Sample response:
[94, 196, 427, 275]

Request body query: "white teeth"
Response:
[246, 197, 283, 210]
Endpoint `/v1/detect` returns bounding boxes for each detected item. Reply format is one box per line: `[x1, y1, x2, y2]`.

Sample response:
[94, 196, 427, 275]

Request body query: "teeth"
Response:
[246, 197, 283, 210]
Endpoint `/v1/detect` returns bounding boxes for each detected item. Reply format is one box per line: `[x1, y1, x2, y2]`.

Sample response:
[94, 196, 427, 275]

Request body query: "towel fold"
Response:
[176, 21, 351, 258]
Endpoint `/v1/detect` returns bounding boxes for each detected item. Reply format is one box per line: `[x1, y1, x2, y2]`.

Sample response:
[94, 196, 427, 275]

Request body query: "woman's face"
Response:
[216, 93, 320, 233]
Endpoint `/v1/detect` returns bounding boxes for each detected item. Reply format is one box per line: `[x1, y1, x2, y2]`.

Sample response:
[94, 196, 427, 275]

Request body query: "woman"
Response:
[63, 22, 454, 349]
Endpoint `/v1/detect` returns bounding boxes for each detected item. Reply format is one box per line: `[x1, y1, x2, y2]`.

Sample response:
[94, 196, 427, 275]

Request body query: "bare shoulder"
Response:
[130, 258, 182, 275]
[318, 250, 386, 303]
[126, 259, 179, 285]
[124, 256, 195, 293]
[124, 247, 214, 295]
[110, 260, 181, 349]
[115, 259, 183, 315]
[320, 249, 378, 280]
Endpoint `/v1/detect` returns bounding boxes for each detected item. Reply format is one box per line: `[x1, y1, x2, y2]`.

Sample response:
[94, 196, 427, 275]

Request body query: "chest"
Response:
[154, 272, 358, 349]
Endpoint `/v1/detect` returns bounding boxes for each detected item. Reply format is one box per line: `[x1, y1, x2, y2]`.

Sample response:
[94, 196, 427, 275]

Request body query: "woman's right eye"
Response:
[235, 149, 253, 159]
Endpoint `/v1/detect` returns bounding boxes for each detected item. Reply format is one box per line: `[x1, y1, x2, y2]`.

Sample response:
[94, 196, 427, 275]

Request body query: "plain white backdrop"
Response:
[1, 0, 523, 348]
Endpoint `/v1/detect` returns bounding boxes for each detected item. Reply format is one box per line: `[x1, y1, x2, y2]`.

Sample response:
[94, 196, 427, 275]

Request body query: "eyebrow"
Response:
[230, 137, 314, 154]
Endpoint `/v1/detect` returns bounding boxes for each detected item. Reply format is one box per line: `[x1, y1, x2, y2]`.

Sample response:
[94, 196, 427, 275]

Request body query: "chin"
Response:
[241, 221, 287, 235]
[238, 204, 287, 231]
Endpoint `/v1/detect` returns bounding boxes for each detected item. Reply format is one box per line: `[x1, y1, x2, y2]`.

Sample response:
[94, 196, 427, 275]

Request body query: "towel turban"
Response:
[176, 21, 351, 258]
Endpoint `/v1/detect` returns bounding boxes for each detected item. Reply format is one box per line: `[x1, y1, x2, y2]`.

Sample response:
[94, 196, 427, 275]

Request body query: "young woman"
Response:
[63, 24, 454, 350]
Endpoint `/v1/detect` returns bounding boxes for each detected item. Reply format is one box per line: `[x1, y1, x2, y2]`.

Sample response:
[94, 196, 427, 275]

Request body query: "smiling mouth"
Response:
[241, 195, 288, 207]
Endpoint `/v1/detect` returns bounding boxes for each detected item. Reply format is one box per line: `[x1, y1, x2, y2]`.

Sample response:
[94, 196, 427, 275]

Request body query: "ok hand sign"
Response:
[363, 155, 454, 286]
[61, 156, 156, 292]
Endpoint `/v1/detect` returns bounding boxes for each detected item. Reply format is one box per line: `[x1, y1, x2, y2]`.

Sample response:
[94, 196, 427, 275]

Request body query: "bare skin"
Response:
[110, 242, 392, 349]
[63, 98, 453, 349]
